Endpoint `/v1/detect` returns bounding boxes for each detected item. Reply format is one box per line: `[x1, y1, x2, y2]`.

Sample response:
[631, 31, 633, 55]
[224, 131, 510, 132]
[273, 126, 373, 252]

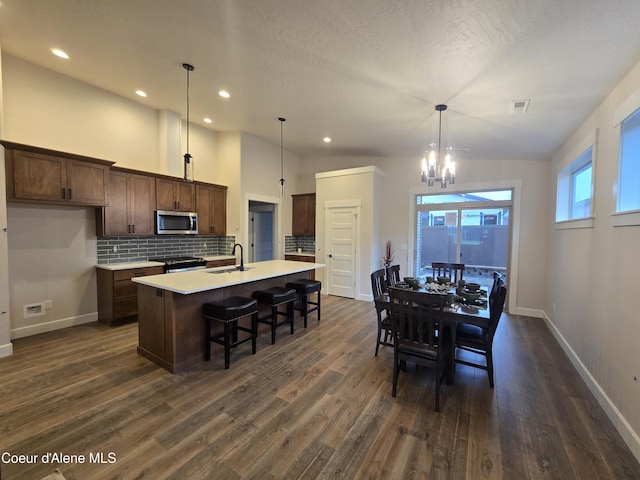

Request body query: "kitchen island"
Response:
[133, 259, 325, 372]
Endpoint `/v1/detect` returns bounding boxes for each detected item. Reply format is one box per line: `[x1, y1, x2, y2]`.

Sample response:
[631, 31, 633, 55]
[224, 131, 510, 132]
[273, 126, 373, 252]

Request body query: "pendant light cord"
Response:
[279, 117, 286, 195]
[186, 67, 190, 155]
[182, 63, 194, 181]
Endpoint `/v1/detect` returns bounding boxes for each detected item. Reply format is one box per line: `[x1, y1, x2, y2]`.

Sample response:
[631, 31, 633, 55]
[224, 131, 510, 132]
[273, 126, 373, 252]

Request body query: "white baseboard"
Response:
[0, 341, 13, 358]
[10, 312, 98, 340]
[358, 293, 372, 302]
[513, 306, 544, 318]
[542, 311, 640, 463]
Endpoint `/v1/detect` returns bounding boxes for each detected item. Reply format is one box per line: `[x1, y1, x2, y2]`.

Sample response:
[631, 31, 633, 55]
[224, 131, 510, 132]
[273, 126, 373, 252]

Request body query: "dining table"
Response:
[390, 281, 491, 384]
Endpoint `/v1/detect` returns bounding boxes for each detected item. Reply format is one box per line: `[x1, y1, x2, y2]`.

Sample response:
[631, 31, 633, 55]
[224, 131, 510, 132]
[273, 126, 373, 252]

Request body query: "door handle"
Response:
[328, 254, 333, 258]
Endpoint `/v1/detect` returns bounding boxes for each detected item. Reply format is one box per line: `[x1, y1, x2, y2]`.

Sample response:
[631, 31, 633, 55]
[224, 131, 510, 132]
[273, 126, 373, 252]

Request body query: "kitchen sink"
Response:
[208, 267, 252, 274]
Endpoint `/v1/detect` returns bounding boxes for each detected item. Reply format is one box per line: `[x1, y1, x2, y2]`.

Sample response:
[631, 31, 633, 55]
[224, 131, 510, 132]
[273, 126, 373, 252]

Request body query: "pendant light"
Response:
[183, 63, 194, 182]
[278, 117, 286, 197]
[421, 104, 456, 188]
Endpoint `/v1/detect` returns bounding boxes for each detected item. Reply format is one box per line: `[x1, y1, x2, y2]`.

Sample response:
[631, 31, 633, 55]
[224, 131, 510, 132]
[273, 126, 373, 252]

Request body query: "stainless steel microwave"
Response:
[155, 210, 198, 235]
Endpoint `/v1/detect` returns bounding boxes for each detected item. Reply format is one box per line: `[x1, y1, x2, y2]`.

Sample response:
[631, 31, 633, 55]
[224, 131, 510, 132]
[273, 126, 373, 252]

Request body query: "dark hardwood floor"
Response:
[0, 294, 638, 479]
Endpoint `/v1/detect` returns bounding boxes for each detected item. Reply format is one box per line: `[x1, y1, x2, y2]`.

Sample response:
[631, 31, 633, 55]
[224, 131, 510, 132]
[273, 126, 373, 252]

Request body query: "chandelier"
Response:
[421, 104, 456, 187]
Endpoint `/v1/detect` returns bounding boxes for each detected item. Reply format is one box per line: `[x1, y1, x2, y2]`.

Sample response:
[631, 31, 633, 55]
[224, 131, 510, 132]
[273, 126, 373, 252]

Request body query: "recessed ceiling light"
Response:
[52, 49, 69, 59]
[218, 90, 230, 99]
[204, 118, 212, 124]
[135, 90, 147, 97]
[323, 137, 332, 143]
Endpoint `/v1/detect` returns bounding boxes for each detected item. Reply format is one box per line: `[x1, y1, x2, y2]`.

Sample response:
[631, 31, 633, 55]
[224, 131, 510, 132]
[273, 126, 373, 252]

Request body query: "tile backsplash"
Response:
[285, 235, 315, 253]
[97, 235, 236, 264]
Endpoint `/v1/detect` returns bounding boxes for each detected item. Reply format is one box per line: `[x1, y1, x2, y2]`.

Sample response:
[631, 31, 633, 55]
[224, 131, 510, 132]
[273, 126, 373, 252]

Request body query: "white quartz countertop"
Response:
[95, 255, 235, 271]
[132, 259, 325, 295]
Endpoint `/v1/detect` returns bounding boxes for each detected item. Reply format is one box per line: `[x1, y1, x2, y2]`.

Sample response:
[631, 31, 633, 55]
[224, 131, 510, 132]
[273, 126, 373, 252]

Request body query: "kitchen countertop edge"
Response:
[132, 259, 325, 295]
[96, 255, 236, 271]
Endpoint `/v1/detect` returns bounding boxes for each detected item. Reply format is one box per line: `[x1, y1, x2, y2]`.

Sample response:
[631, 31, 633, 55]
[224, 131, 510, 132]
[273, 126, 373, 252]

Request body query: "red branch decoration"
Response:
[383, 241, 394, 267]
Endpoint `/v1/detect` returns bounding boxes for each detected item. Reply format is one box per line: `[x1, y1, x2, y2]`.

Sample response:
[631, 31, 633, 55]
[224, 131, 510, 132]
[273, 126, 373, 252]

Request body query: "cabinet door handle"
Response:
[68, 188, 72, 200]
[61, 188, 66, 199]
[132, 224, 135, 234]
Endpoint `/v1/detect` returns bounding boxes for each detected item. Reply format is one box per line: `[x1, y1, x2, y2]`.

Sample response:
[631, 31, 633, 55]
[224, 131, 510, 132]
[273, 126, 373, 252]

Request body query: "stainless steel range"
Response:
[148, 256, 207, 273]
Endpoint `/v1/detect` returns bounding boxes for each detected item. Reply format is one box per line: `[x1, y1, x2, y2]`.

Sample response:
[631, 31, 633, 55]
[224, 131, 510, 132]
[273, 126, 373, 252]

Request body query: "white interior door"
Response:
[325, 206, 357, 298]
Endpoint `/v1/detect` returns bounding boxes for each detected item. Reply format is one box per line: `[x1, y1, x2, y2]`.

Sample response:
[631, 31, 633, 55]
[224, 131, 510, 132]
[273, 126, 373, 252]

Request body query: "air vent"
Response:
[510, 99, 530, 114]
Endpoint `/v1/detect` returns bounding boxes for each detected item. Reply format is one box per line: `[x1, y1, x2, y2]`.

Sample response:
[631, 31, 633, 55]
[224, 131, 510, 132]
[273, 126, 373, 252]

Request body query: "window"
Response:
[414, 189, 512, 285]
[618, 107, 640, 213]
[556, 147, 593, 222]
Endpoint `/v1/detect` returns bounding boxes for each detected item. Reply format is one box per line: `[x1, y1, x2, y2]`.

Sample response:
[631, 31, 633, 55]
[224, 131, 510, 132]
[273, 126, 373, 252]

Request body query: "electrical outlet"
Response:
[113, 245, 118, 252]
[44, 300, 53, 309]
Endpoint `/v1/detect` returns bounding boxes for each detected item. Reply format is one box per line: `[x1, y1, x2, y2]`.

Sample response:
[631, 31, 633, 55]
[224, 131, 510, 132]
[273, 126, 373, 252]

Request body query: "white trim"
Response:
[243, 193, 282, 259]
[324, 199, 362, 208]
[11, 312, 98, 340]
[542, 311, 640, 463]
[323, 201, 361, 300]
[0, 341, 13, 358]
[555, 129, 598, 174]
[555, 217, 595, 229]
[513, 307, 544, 318]
[315, 165, 385, 179]
[611, 209, 640, 227]
[408, 178, 522, 314]
[614, 88, 640, 126]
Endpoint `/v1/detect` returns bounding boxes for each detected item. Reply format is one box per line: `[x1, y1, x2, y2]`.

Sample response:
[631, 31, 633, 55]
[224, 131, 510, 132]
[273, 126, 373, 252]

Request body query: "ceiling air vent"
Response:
[510, 99, 530, 114]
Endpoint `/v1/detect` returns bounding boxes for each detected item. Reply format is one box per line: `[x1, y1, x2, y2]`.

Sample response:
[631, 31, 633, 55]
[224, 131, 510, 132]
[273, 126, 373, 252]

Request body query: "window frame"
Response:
[616, 107, 640, 214]
[554, 131, 597, 230]
[612, 90, 640, 227]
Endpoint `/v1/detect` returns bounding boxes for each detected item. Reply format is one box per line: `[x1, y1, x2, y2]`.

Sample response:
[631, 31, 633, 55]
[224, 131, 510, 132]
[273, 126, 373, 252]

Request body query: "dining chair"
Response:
[431, 262, 465, 283]
[489, 271, 502, 304]
[386, 264, 401, 288]
[455, 278, 507, 388]
[371, 269, 393, 356]
[388, 287, 453, 412]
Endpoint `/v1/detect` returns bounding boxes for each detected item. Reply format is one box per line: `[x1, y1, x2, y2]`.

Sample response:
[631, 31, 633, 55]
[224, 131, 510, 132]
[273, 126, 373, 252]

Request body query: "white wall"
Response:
[0, 53, 225, 340]
[300, 155, 549, 312]
[3, 55, 159, 171]
[545, 60, 640, 460]
[7, 205, 98, 337]
[316, 167, 383, 301]
[0, 45, 13, 357]
[216, 132, 243, 238]
[239, 132, 301, 257]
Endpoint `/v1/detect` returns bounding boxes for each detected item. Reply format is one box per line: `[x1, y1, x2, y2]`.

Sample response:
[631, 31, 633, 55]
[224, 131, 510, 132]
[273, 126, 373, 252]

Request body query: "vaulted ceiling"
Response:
[1, 0, 640, 162]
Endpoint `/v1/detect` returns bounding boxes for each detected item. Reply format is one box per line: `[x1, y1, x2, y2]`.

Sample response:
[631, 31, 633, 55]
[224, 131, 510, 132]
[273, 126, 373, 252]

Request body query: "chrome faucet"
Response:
[232, 243, 245, 271]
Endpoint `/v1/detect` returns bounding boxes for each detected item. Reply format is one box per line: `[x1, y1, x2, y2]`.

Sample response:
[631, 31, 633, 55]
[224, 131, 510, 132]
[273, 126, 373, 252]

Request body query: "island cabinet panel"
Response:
[196, 183, 227, 235]
[97, 170, 156, 236]
[97, 265, 164, 326]
[137, 285, 176, 371]
[292, 193, 316, 236]
[135, 264, 315, 372]
[284, 254, 316, 280]
[156, 177, 195, 212]
[4, 143, 112, 206]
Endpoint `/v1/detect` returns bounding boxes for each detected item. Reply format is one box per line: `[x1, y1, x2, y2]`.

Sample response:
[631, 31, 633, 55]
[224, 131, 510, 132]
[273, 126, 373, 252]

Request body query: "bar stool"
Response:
[203, 296, 259, 369]
[285, 279, 321, 327]
[252, 286, 297, 344]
